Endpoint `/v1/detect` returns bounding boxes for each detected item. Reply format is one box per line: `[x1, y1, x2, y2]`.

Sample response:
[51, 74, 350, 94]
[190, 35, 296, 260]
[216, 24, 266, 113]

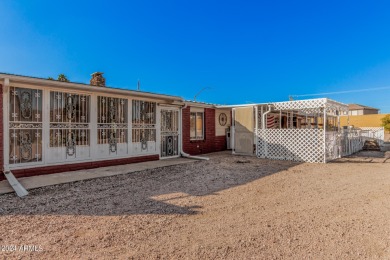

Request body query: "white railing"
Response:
[359, 127, 385, 146]
[340, 129, 366, 156]
[325, 131, 340, 162]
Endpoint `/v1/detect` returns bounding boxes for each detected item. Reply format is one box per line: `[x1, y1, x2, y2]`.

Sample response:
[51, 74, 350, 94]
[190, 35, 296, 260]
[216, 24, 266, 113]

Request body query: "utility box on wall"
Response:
[226, 127, 231, 149]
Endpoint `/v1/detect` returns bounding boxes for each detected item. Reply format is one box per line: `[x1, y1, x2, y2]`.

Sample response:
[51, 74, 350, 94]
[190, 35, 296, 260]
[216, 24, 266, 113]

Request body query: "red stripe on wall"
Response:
[0, 154, 159, 181]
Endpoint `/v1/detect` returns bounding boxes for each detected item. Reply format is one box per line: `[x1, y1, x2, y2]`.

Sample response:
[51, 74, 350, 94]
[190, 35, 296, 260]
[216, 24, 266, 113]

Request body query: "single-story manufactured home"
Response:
[0, 73, 232, 181]
[0, 72, 377, 185]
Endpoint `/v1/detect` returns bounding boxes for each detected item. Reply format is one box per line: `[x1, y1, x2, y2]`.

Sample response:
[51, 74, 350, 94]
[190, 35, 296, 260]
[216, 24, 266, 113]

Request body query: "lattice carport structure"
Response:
[227, 98, 355, 163]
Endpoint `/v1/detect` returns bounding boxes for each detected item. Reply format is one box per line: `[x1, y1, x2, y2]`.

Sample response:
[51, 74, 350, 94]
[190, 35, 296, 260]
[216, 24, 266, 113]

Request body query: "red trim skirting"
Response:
[0, 154, 159, 181]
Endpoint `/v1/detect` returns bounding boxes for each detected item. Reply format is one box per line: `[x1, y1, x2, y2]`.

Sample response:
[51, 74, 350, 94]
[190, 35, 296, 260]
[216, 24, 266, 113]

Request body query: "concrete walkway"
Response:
[0, 157, 197, 195]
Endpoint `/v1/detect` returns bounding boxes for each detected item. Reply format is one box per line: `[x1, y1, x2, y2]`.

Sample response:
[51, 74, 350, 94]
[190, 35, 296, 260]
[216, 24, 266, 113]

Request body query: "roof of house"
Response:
[0, 72, 184, 103]
[184, 100, 223, 108]
[348, 104, 379, 111]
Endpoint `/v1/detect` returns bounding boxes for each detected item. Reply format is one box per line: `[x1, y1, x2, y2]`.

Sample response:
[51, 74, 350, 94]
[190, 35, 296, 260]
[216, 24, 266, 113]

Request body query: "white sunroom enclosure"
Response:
[2, 75, 184, 172]
[231, 98, 364, 163]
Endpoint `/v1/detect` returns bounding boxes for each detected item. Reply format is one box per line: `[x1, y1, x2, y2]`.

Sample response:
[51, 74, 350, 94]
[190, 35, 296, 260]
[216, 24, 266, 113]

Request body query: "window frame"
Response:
[190, 111, 204, 140]
[131, 100, 157, 145]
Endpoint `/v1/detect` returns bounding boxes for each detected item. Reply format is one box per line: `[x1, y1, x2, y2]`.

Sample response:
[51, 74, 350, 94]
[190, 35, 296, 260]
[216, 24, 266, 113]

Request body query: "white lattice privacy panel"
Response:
[257, 129, 324, 163]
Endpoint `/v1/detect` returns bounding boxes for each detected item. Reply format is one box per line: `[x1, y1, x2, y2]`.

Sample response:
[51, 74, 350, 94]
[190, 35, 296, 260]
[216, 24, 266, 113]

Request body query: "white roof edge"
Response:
[217, 98, 348, 109]
[216, 103, 262, 108]
[185, 101, 216, 108]
[0, 74, 184, 103]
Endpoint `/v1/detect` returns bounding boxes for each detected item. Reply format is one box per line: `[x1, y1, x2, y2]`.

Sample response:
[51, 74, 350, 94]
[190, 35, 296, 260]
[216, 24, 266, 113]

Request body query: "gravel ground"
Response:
[1, 151, 390, 259]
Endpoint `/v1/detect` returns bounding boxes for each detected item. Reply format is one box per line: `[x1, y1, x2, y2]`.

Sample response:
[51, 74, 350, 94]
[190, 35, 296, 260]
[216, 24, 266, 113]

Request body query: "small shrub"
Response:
[381, 114, 390, 132]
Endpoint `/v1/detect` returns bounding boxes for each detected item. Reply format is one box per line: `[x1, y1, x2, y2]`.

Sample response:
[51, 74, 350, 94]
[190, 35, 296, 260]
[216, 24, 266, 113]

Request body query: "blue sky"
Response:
[1, 1, 390, 112]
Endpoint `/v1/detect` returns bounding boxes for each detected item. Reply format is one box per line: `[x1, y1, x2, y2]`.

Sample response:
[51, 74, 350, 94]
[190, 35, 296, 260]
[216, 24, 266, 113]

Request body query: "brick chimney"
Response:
[90, 72, 106, 87]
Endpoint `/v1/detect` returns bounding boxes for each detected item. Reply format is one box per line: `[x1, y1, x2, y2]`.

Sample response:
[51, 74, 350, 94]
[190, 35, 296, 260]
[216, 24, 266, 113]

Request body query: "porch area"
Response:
[232, 98, 372, 163]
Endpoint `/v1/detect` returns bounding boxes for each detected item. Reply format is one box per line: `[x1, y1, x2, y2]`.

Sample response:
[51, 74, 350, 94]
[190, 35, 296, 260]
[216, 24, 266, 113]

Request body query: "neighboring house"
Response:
[0, 73, 232, 181]
[340, 113, 389, 127]
[340, 113, 390, 142]
[347, 104, 379, 115]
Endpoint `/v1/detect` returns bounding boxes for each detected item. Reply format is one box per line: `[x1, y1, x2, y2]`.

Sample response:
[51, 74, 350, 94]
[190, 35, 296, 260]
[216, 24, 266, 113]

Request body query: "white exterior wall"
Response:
[3, 80, 182, 171]
[215, 109, 231, 136]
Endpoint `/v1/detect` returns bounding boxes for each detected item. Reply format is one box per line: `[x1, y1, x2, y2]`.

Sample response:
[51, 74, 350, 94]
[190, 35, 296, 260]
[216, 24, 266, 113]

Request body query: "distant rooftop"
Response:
[348, 104, 379, 111]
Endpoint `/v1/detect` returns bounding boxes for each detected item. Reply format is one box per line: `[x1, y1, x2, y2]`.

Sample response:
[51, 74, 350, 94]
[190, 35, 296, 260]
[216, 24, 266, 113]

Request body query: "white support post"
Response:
[156, 105, 162, 158]
[286, 110, 288, 128]
[260, 106, 263, 129]
[323, 108, 327, 163]
[2, 78, 10, 172]
[254, 106, 258, 156]
[337, 111, 341, 132]
[178, 107, 182, 156]
[42, 89, 50, 165]
[305, 114, 308, 129]
[128, 98, 132, 155]
[232, 108, 235, 154]
[279, 110, 281, 129]
[337, 111, 341, 158]
[90, 94, 97, 159]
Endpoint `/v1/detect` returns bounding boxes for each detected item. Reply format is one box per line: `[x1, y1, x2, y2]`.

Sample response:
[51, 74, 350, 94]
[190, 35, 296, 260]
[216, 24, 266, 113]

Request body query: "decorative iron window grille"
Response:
[49, 91, 90, 157]
[97, 96, 128, 153]
[9, 87, 43, 164]
[131, 100, 156, 150]
[132, 100, 156, 125]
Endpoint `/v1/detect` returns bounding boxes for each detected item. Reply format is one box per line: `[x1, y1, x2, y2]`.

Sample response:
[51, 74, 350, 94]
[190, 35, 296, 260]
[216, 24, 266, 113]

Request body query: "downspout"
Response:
[179, 102, 209, 161]
[181, 151, 209, 160]
[262, 105, 272, 130]
[262, 105, 272, 158]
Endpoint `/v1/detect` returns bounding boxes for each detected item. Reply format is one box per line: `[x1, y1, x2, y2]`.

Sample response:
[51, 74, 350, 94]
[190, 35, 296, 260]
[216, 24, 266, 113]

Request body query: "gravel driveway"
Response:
[1, 151, 389, 259]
